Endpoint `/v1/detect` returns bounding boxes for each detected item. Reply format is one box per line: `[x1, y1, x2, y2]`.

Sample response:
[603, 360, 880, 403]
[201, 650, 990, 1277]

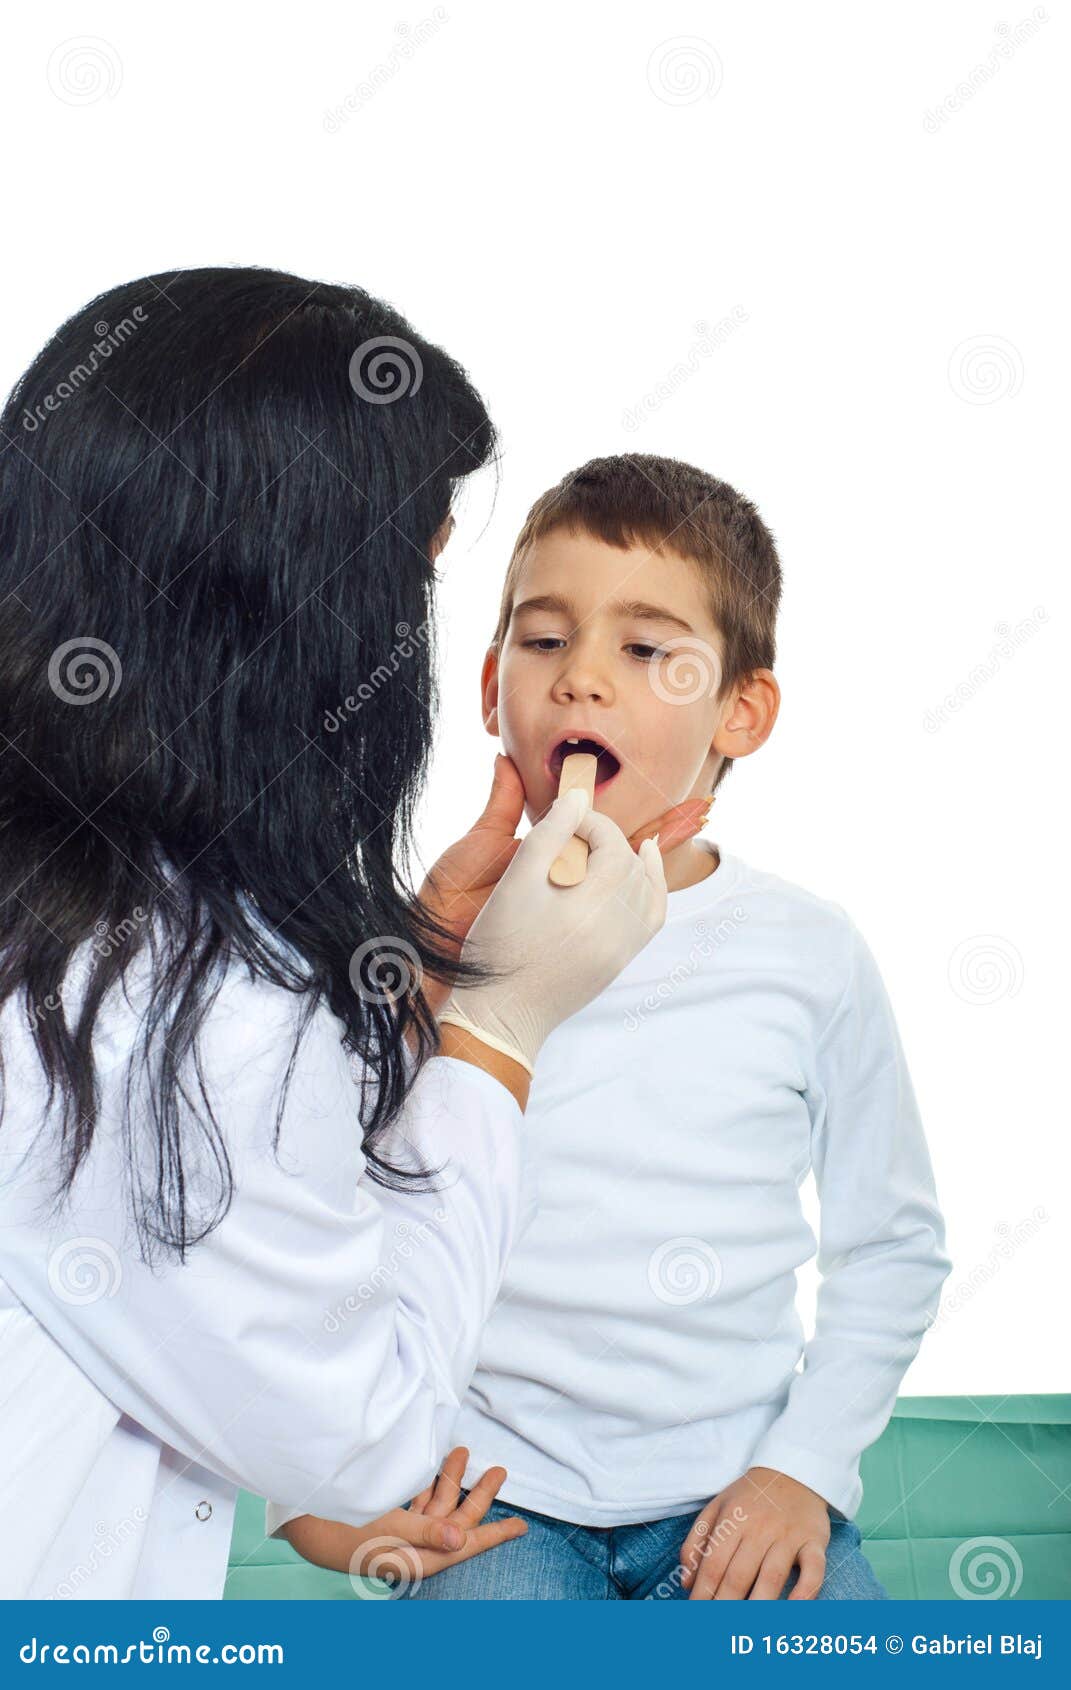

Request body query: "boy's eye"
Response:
[521, 638, 668, 662]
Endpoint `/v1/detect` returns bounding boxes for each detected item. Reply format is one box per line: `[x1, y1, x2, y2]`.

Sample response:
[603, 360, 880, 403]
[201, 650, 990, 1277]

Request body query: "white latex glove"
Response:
[437, 786, 667, 1075]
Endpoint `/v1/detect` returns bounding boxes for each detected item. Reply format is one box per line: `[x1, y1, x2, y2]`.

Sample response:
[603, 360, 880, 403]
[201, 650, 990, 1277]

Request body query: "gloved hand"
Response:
[437, 786, 667, 1076]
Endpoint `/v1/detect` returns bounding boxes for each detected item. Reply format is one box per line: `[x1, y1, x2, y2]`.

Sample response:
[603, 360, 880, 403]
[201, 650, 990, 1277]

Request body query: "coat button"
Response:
[195, 1500, 213, 1521]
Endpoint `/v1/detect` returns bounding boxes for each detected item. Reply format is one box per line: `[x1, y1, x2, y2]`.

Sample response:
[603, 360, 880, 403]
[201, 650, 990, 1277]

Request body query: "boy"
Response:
[268, 454, 953, 1599]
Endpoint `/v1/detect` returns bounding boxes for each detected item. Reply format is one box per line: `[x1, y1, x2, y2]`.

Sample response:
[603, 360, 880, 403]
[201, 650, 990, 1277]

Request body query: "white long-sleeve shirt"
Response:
[441, 839, 953, 1525]
[0, 919, 528, 1598]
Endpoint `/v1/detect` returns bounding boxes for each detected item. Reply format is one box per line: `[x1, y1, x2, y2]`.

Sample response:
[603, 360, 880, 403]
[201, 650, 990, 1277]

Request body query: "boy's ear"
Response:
[711, 668, 781, 760]
[480, 646, 500, 737]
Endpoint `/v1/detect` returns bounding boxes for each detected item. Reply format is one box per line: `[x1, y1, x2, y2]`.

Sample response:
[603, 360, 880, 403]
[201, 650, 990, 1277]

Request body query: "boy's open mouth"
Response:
[546, 734, 623, 792]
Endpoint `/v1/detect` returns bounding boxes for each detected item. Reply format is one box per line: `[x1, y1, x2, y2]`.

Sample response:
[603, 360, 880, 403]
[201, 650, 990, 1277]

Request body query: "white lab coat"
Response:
[0, 926, 529, 1599]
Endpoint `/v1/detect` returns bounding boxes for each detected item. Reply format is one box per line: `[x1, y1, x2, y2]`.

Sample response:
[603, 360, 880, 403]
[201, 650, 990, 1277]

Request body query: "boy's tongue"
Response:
[550, 735, 621, 787]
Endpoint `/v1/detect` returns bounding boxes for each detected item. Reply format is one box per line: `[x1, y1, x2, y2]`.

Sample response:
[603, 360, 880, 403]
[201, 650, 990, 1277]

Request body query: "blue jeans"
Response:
[406, 1497, 889, 1600]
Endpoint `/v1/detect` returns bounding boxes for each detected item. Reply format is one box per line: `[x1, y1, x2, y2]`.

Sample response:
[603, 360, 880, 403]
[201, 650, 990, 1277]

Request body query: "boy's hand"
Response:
[282, 1447, 526, 1588]
[679, 1467, 832, 1600]
[416, 754, 711, 1001]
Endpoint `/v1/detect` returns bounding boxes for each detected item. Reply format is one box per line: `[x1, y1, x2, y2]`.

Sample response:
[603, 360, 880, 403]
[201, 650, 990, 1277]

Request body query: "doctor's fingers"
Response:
[429, 1512, 528, 1571]
[409, 1445, 469, 1514]
[573, 808, 667, 921]
[451, 1463, 511, 1528]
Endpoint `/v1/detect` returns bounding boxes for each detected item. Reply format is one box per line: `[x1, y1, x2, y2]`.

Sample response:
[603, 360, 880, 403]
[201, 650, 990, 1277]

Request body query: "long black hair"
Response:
[0, 265, 498, 1264]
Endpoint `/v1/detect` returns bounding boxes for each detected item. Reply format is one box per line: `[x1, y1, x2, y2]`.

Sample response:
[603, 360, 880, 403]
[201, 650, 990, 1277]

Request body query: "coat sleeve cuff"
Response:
[264, 1498, 305, 1538]
[746, 1425, 863, 1521]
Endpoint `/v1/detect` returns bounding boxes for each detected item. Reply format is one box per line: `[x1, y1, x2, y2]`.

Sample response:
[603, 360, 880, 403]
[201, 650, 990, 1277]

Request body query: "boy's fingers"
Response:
[683, 1535, 738, 1599]
[706, 1548, 763, 1595]
[425, 1446, 469, 1517]
[679, 1509, 716, 1579]
[749, 1547, 798, 1601]
[454, 1463, 509, 1526]
[786, 1541, 826, 1600]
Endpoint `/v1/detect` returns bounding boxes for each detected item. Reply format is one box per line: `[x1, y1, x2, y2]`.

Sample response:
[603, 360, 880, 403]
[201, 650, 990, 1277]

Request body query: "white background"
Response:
[3, 1, 1066, 1396]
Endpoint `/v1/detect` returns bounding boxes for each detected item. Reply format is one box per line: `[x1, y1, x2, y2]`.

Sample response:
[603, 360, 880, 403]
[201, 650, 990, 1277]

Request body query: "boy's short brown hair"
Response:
[492, 453, 782, 794]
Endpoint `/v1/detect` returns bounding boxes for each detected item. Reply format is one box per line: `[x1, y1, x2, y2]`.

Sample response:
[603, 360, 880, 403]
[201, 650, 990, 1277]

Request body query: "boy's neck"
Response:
[661, 837, 720, 894]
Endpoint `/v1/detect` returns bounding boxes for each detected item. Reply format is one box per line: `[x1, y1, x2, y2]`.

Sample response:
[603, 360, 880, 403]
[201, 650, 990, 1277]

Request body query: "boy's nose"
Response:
[551, 654, 615, 705]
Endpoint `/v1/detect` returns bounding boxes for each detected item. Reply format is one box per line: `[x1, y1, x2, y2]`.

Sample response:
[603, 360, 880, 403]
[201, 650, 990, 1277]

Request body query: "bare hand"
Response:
[678, 1467, 832, 1600]
[353, 1446, 525, 1589]
[282, 1447, 526, 1590]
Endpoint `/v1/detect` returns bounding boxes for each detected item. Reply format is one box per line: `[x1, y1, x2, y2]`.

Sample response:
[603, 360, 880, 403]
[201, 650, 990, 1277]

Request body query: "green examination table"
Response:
[225, 1395, 1071, 1600]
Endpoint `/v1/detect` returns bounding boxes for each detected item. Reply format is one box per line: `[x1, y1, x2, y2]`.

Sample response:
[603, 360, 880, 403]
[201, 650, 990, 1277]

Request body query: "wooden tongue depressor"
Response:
[548, 752, 598, 887]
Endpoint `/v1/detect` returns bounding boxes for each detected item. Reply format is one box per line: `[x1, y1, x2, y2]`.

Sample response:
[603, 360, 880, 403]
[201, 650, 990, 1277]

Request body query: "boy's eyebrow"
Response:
[512, 592, 696, 635]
